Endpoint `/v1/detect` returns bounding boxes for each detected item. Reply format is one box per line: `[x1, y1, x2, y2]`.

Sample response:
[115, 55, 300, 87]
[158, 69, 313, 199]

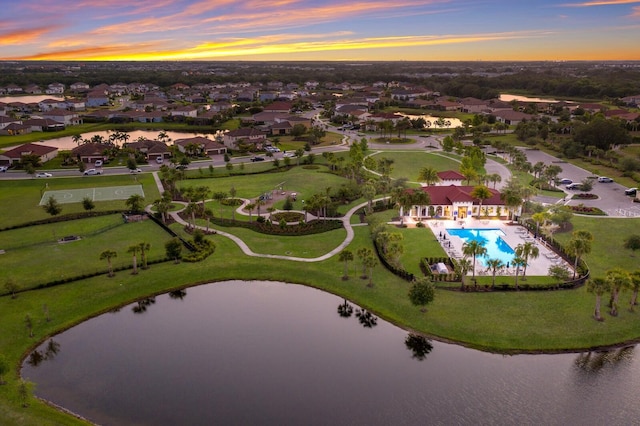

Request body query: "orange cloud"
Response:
[562, 0, 640, 6]
[0, 26, 57, 45]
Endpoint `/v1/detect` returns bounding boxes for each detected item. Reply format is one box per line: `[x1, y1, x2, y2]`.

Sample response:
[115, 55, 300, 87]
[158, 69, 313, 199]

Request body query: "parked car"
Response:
[84, 168, 102, 175]
[558, 178, 572, 185]
[625, 188, 637, 196]
[156, 156, 164, 164]
[566, 183, 581, 190]
[36, 172, 52, 178]
[0, 166, 8, 172]
[597, 176, 613, 183]
[94, 160, 103, 167]
[250, 156, 265, 162]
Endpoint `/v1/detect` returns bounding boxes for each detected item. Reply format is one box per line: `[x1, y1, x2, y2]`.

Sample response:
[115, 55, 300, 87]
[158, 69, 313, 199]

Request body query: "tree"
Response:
[81, 196, 95, 212]
[404, 334, 433, 361]
[548, 264, 571, 289]
[623, 235, 640, 252]
[127, 245, 140, 274]
[567, 230, 593, 279]
[361, 182, 376, 214]
[606, 268, 630, 317]
[363, 253, 378, 287]
[408, 277, 436, 312]
[629, 270, 640, 311]
[455, 258, 472, 290]
[4, 278, 19, 299]
[25, 314, 34, 338]
[417, 167, 440, 185]
[165, 238, 183, 263]
[485, 258, 504, 289]
[337, 299, 354, 318]
[514, 241, 539, 279]
[587, 277, 610, 321]
[245, 203, 256, 222]
[99, 250, 117, 277]
[356, 247, 373, 278]
[470, 185, 492, 218]
[212, 191, 228, 218]
[338, 250, 354, 280]
[512, 256, 527, 290]
[487, 173, 502, 189]
[42, 196, 62, 216]
[138, 242, 151, 270]
[125, 194, 145, 213]
[462, 240, 487, 283]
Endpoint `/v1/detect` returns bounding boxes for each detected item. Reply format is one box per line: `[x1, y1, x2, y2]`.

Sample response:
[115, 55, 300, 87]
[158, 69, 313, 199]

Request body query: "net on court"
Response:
[39, 185, 145, 205]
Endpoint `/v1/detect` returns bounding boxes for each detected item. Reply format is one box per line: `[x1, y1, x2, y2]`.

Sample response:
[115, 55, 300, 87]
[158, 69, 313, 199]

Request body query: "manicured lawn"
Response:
[367, 150, 462, 181]
[0, 174, 161, 229]
[0, 215, 174, 291]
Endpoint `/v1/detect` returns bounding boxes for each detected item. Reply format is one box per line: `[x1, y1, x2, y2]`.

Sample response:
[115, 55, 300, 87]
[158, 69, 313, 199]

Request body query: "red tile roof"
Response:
[418, 185, 504, 206]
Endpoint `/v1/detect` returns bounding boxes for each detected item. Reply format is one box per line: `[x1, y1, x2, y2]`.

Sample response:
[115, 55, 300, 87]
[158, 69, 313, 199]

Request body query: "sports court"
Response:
[39, 185, 145, 205]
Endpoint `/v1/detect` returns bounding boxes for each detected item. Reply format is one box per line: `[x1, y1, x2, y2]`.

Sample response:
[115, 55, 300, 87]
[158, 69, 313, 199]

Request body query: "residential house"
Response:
[41, 109, 82, 126]
[71, 143, 111, 164]
[0, 143, 58, 166]
[0, 122, 31, 136]
[169, 105, 198, 118]
[459, 98, 489, 113]
[86, 90, 110, 107]
[24, 84, 42, 94]
[174, 136, 227, 156]
[494, 110, 534, 126]
[23, 118, 65, 132]
[125, 139, 171, 162]
[263, 101, 292, 113]
[70, 82, 90, 92]
[0, 115, 21, 130]
[39, 98, 68, 112]
[223, 128, 266, 149]
[46, 83, 65, 95]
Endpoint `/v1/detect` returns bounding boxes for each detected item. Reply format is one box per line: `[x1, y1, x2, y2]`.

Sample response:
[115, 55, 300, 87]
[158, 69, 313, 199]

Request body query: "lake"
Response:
[22, 281, 640, 425]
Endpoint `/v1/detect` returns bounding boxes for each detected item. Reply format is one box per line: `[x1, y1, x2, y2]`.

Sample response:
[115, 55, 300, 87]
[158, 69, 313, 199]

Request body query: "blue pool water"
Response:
[446, 228, 515, 266]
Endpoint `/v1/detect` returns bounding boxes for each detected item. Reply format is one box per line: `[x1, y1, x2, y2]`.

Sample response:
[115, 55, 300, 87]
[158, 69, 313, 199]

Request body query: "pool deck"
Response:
[426, 218, 573, 277]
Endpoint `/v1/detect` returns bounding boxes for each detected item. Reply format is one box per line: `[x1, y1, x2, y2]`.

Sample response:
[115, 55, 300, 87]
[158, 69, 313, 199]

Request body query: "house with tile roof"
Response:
[223, 128, 267, 149]
[0, 143, 58, 166]
[125, 139, 171, 162]
[71, 143, 111, 165]
[174, 136, 227, 156]
[401, 184, 509, 220]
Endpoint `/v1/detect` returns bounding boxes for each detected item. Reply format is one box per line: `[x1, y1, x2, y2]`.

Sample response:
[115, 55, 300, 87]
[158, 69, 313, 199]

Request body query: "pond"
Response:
[394, 112, 463, 128]
[22, 281, 640, 425]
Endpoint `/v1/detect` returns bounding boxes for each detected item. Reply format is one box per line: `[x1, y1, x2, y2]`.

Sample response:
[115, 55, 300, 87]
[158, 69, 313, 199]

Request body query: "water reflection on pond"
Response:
[22, 281, 640, 425]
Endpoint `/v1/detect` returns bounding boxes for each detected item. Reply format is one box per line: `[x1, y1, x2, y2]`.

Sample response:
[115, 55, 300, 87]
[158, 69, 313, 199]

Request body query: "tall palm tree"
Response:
[127, 245, 140, 275]
[462, 240, 487, 283]
[455, 258, 472, 290]
[568, 230, 593, 279]
[245, 203, 256, 222]
[515, 241, 539, 278]
[485, 258, 504, 289]
[587, 277, 610, 321]
[339, 250, 354, 280]
[470, 185, 492, 219]
[138, 242, 150, 270]
[607, 268, 631, 317]
[99, 250, 117, 277]
[629, 270, 640, 311]
[512, 256, 527, 290]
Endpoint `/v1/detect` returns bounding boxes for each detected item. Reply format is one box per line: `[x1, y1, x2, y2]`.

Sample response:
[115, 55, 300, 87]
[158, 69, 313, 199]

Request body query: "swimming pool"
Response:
[446, 228, 515, 266]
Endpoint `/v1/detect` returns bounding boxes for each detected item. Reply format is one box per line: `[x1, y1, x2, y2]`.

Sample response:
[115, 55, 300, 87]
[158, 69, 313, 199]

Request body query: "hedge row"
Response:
[210, 217, 343, 236]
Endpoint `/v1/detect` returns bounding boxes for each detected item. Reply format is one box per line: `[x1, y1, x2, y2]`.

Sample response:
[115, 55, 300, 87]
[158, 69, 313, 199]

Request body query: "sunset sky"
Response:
[2, 0, 639, 61]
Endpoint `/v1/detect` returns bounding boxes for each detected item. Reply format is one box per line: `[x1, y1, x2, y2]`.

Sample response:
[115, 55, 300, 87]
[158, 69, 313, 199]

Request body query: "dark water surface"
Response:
[22, 281, 640, 425]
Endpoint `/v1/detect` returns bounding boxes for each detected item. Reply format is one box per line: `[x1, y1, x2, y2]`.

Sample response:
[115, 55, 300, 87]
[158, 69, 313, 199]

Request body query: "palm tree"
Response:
[587, 277, 610, 321]
[125, 194, 145, 213]
[455, 258, 472, 290]
[567, 230, 593, 279]
[514, 241, 539, 279]
[127, 245, 140, 275]
[470, 185, 492, 219]
[607, 268, 631, 317]
[629, 270, 640, 311]
[99, 250, 117, 277]
[462, 240, 487, 283]
[487, 173, 502, 189]
[512, 256, 527, 290]
[212, 191, 228, 218]
[245, 203, 256, 222]
[138, 242, 150, 270]
[485, 258, 504, 289]
[363, 254, 378, 287]
[339, 250, 354, 280]
[417, 167, 440, 186]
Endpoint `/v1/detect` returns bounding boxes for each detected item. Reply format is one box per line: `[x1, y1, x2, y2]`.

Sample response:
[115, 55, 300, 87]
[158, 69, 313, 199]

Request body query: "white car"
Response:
[0, 166, 8, 172]
[84, 168, 102, 176]
[282, 152, 295, 158]
[597, 176, 613, 183]
[130, 168, 143, 173]
[36, 172, 52, 178]
[94, 160, 103, 167]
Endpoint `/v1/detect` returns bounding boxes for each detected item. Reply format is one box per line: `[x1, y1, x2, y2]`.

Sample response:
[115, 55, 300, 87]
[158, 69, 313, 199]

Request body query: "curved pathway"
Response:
[163, 197, 385, 263]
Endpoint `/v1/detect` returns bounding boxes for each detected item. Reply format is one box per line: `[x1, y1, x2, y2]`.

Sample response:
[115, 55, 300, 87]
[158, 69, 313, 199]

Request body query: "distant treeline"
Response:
[0, 60, 638, 100]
